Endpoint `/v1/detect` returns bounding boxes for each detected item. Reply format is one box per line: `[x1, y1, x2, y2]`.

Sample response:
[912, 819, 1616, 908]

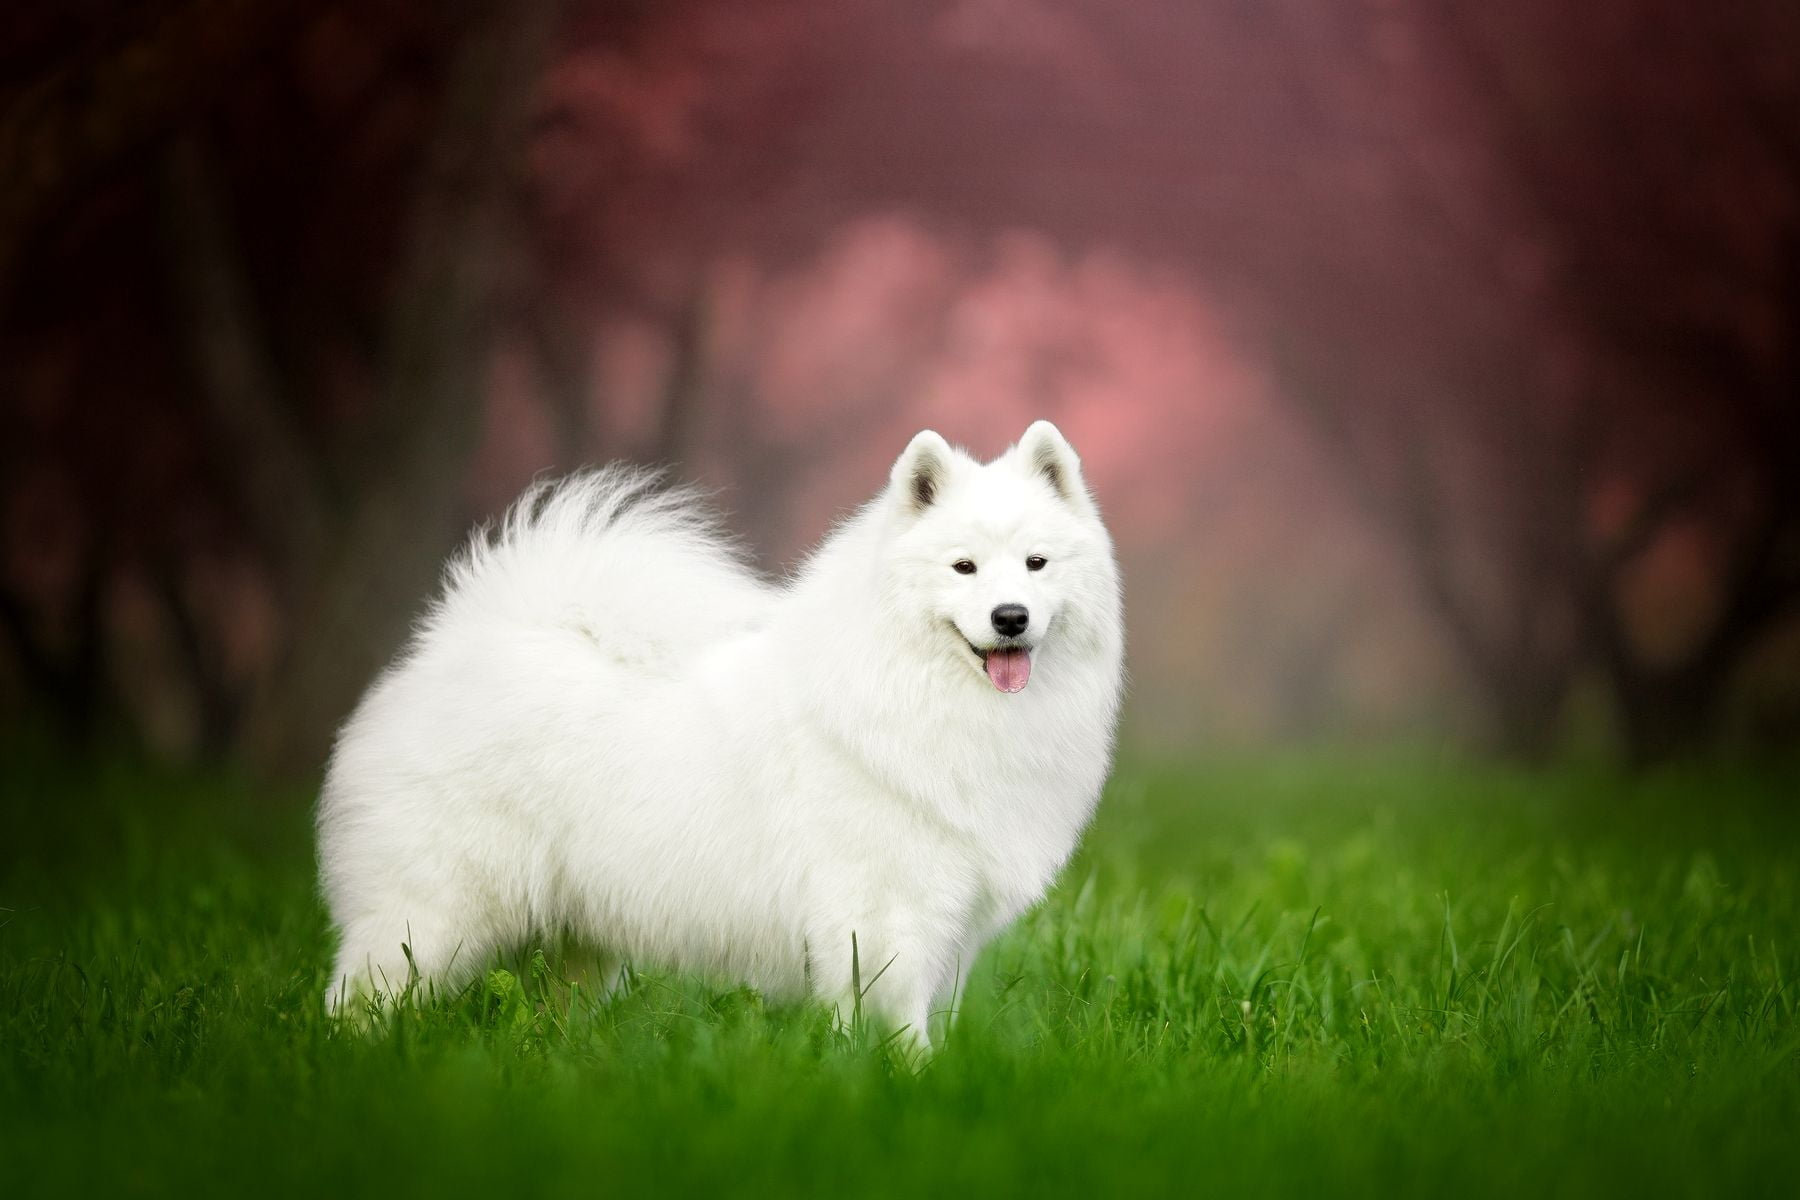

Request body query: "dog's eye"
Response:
[1026, 555, 1048, 571]
[952, 559, 977, 575]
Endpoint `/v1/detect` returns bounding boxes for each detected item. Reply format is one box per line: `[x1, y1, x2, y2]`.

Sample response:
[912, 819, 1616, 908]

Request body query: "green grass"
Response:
[3, 752, 1797, 1197]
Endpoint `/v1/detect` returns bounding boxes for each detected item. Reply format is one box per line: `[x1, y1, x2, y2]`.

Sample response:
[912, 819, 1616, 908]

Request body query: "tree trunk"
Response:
[247, 0, 562, 774]
[643, 287, 711, 469]
[531, 299, 600, 469]
[1477, 668, 1568, 766]
[0, 554, 111, 747]
[1612, 665, 1728, 770]
[150, 559, 246, 760]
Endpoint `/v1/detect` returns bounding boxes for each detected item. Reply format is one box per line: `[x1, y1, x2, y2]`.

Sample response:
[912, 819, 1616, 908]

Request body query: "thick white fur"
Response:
[318, 421, 1124, 1048]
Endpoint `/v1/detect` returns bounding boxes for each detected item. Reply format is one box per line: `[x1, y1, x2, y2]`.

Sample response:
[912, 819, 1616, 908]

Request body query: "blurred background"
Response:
[3, 0, 1797, 775]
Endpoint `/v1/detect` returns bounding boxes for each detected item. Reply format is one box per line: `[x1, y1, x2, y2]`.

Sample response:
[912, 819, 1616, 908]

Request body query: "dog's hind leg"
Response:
[323, 899, 495, 1018]
[809, 921, 939, 1057]
[927, 952, 974, 1048]
[548, 940, 632, 1009]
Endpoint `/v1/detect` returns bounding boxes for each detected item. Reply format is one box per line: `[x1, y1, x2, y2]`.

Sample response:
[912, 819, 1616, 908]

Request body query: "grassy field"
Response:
[3, 752, 1797, 1197]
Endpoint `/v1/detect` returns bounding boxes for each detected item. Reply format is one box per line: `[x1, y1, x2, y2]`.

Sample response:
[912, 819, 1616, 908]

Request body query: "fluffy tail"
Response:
[422, 466, 772, 661]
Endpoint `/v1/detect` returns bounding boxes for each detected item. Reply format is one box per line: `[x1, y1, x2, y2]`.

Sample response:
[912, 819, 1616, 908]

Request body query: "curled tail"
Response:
[423, 466, 772, 663]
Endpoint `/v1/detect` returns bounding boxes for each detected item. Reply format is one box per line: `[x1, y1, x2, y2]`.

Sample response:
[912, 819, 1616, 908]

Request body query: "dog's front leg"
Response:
[809, 921, 938, 1057]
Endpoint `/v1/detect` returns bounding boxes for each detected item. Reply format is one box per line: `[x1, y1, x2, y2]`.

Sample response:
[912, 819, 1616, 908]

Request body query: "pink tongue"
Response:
[985, 648, 1032, 693]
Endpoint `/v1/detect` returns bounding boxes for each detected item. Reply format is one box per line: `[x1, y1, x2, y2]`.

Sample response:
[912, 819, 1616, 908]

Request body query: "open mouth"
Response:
[960, 633, 1034, 694]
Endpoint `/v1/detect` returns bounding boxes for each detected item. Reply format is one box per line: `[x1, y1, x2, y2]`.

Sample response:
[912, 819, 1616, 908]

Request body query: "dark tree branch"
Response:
[158, 134, 335, 589]
[0, 0, 308, 298]
[149, 557, 245, 757]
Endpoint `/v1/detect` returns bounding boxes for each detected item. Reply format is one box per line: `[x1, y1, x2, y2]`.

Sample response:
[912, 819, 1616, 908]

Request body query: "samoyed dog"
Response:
[318, 420, 1123, 1048]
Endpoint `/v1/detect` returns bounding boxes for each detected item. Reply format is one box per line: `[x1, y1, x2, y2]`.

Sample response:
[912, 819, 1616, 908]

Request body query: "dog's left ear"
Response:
[1017, 420, 1089, 506]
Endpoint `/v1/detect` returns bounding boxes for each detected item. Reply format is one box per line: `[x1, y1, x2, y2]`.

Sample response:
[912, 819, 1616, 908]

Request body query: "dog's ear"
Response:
[1017, 420, 1089, 506]
[891, 430, 956, 515]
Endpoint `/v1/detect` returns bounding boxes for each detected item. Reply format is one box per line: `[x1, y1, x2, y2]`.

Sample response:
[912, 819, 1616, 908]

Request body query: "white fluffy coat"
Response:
[318, 421, 1124, 1047]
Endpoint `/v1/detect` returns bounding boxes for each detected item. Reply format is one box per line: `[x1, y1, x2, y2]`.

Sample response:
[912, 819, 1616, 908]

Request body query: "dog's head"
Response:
[882, 421, 1120, 693]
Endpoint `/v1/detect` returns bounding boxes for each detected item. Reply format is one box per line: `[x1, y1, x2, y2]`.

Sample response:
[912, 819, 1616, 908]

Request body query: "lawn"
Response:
[2, 752, 1797, 1197]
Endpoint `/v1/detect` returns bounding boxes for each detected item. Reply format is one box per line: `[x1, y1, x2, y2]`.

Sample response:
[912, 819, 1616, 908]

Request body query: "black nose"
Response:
[991, 604, 1029, 638]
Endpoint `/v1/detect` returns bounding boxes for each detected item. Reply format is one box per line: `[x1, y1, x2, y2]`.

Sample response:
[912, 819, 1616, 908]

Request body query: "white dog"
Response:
[318, 420, 1124, 1048]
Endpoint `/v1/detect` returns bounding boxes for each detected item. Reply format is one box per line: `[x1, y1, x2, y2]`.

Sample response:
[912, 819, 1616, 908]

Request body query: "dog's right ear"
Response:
[890, 430, 956, 515]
